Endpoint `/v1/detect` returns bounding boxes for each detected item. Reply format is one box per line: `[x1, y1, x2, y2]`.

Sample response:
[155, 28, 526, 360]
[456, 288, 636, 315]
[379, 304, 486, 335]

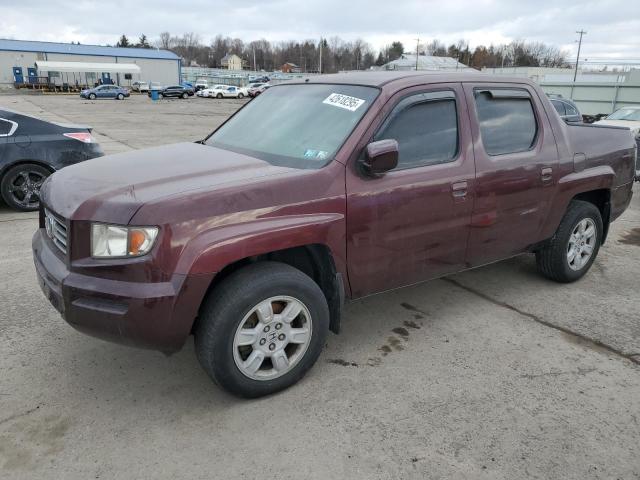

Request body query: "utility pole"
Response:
[252, 46, 256, 72]
[319, 37, 323, 74]
[415, 37, 420, 70]
[573, 30, 586, 82]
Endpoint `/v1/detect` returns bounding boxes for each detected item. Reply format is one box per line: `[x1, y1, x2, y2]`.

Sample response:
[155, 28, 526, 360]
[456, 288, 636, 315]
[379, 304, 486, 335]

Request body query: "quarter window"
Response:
[474, 89, 538, 155]
[375, 91, 459, 169]
[0, 119, 17, 136]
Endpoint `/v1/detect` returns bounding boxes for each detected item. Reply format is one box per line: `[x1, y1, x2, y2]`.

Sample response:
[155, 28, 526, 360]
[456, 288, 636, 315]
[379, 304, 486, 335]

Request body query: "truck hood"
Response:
[594, 119, 640, 134]
[41, 142, 293, 223]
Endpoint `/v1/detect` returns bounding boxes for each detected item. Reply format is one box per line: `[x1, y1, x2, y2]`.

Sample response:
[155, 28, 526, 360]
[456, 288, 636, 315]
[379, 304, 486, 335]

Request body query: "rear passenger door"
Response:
[463, 83, 559, 266]
[346, 84, 475, 297]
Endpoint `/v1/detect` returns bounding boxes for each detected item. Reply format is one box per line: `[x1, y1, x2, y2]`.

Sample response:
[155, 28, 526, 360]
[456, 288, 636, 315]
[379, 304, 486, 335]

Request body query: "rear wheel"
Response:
[182, 92, 188, 99]
[195, 262, 329, 398]
[1, 163, 50, 211]
[238, 93, 244, 99]
[536, 200, 603, 283]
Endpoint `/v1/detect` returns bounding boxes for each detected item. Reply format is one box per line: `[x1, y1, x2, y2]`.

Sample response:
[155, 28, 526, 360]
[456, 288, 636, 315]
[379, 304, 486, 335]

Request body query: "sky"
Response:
[0, 0, 638, 60]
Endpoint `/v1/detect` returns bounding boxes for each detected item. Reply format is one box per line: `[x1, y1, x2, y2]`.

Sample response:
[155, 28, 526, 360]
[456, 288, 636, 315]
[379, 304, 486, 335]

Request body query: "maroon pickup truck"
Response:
[33, 72, 637, 397]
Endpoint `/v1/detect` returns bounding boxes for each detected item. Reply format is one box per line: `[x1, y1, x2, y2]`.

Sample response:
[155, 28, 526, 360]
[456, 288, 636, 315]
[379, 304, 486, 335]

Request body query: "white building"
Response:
[0, 38, 181, 89]
[381, 54, 472, 71]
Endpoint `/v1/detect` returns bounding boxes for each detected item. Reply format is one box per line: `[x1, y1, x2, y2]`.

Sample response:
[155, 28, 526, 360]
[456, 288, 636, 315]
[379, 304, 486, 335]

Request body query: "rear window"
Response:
[474, 89, 538, 155]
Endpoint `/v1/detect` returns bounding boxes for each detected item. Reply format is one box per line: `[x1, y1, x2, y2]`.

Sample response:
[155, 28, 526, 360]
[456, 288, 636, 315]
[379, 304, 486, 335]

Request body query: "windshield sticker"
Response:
[323, 93, 366, 112]
[304, 149, 329, 160]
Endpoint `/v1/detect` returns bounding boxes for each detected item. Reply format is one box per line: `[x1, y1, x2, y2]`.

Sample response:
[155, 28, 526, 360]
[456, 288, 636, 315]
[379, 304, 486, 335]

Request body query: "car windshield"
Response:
[206, 83, 379, 168]
[607, 108, 640, 121]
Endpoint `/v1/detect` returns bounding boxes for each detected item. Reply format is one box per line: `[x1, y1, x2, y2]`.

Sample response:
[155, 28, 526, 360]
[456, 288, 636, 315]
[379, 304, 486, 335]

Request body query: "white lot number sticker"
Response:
[323, 93, 365, 112]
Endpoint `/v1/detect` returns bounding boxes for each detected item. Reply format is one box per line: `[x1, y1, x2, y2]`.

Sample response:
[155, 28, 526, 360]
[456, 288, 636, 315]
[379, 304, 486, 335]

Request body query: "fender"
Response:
[175, 212, 347, 280]
[540, 165, 615, 241]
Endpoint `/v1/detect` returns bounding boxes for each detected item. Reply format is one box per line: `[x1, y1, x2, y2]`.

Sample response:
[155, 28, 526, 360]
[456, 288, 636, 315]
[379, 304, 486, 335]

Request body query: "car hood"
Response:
[41, 142, 293, 224]
[594, 119, 640, 133]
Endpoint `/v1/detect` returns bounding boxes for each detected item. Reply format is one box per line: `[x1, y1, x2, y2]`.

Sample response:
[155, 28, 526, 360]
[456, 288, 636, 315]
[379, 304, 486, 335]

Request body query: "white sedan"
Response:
[198, 85, 248, 99]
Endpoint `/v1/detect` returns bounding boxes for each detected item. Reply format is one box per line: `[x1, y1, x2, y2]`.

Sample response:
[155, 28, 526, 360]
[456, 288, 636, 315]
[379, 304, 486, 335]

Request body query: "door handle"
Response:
[541, 167, 553, 182]
[451, 181, 468, 200]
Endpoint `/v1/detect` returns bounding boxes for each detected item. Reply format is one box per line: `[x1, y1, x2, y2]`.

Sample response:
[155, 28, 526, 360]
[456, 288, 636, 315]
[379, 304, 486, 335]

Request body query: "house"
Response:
[220, 53, 243, 71]
[281, 62, 301, 74]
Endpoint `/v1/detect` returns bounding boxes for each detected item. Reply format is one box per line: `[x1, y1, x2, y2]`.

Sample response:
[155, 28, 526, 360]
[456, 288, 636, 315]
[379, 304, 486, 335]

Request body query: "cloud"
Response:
[1, 0, 638, 58]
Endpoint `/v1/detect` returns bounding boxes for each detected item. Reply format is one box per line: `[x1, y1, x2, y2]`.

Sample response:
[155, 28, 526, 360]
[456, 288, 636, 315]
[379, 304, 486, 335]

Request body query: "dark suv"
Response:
[34, 72, 637, 397]
[149, 85, 194, 99]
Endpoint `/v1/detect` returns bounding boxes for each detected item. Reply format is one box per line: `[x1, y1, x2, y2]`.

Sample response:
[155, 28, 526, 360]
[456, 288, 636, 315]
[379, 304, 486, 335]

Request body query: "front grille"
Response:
[44, 208, 68, 255]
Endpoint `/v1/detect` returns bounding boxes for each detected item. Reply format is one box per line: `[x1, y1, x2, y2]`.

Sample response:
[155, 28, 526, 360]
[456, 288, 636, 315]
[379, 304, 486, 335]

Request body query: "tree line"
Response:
[113, 33, 569, 72]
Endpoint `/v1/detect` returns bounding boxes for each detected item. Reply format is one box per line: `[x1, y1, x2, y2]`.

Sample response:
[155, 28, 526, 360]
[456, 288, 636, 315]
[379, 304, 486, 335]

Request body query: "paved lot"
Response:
[1, 93, 639, 479]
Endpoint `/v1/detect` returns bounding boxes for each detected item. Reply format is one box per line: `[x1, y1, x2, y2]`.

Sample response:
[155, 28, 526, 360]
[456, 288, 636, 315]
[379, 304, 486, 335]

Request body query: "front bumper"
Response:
[32, 229, 213, 354]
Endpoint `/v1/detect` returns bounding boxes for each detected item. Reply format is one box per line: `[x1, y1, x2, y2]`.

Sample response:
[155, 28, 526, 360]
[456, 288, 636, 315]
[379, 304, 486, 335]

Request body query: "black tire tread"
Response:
[536, 200, 602, 283]
[195, 261, 329, 398]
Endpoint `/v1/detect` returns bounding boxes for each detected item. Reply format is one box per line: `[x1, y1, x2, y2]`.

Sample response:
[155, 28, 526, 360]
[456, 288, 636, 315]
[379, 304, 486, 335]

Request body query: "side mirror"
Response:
[362, 139, 399, 175]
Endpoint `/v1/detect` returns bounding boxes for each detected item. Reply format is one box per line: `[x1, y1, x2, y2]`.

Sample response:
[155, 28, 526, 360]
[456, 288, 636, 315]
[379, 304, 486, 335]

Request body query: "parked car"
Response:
[131, 81, 149, 93]
[0, 109, 103, 211]
[33, 73, 637, 397]
[194, 81, 208, 91]
[148, 85, 194, 99]
[548, 95, 582, 123]
[200, 85, 247, 99]
[80, 85, 130, 100]
[595, 106, 640, 135]
[248, 83, 271, 97]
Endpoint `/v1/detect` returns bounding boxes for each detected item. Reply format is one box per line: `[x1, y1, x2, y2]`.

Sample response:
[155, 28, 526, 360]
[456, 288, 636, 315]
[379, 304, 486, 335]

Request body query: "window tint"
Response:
[375, 92, 458, 169]
[550, 99, 565, 115]
[474, 90, 538, 155]
[0, 119, 15, 136]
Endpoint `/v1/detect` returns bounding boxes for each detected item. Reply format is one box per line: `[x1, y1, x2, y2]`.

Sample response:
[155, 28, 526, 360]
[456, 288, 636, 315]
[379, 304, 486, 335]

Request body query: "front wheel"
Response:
[88, 93, 96, 100]
[0, 163, 50, 211]
[216, 93, 223, 99]
[117, 93, 124, 100]
[182, 92, 188, 99]
[195, 262, 329, 398]
[536, 200, 603, 283]
[238, 93, 244, 99]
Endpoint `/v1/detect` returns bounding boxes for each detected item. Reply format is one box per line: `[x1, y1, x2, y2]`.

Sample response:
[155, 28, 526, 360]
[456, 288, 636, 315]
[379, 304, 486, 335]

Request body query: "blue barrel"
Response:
[151, 89, 159, 101]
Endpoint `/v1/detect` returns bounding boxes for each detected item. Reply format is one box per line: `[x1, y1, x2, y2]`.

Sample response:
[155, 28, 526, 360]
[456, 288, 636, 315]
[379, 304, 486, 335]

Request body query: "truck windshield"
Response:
[607, 108, 640, 121]
[206, 84, 379, 168]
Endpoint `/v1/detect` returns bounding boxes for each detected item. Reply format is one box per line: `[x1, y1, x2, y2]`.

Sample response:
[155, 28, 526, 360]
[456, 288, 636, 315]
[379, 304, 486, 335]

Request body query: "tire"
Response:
[535, 200, 603, 283]
[195, 261, 329, 398]
[216, 93, 223, 99]
[238, 93, 244, 99]
[89, 93, 96, 100]
[117, 93, 124, 100]
[182, 92, 188, 99]
[1, 163, 51, 211]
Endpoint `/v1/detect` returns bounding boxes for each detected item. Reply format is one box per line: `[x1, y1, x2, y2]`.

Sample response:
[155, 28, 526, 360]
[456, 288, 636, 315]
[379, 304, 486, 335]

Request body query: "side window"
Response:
[375, 91, 459, 169]
[565, 103, 579, 116]
[474, 89, 538, 155]
[0, 119, 17, 136]
[551, 99, 566, 115]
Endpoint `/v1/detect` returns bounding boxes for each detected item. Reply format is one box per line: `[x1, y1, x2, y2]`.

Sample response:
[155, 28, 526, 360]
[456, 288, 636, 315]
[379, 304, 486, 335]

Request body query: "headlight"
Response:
[91, 224, 158, 258]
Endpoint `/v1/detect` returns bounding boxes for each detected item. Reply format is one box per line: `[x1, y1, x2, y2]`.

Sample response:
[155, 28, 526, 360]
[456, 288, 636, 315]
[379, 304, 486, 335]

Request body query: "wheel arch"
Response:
[0, 159, 55, 181]
[193, 243, 345, 336]
[571, 189, 611, 243]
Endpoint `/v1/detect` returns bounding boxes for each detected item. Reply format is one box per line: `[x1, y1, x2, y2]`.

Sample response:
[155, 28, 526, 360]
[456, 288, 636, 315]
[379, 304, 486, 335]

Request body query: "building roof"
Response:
[382, 54, 471, 71]
[0, 38, 180, 60]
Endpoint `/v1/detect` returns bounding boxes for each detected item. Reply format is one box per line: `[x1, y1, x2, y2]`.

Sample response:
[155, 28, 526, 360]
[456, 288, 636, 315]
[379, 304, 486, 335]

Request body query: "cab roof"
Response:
[302, 70, 536, 91]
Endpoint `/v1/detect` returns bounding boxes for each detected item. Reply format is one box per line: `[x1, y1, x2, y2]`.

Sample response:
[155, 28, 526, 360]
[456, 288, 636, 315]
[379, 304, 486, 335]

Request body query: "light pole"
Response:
[415, 37, 420, 70]
[573, 30, 586, 82]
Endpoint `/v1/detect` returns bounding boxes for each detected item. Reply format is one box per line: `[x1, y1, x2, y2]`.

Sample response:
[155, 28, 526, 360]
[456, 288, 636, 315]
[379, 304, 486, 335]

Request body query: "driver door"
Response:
[345, 83, 476, 298]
